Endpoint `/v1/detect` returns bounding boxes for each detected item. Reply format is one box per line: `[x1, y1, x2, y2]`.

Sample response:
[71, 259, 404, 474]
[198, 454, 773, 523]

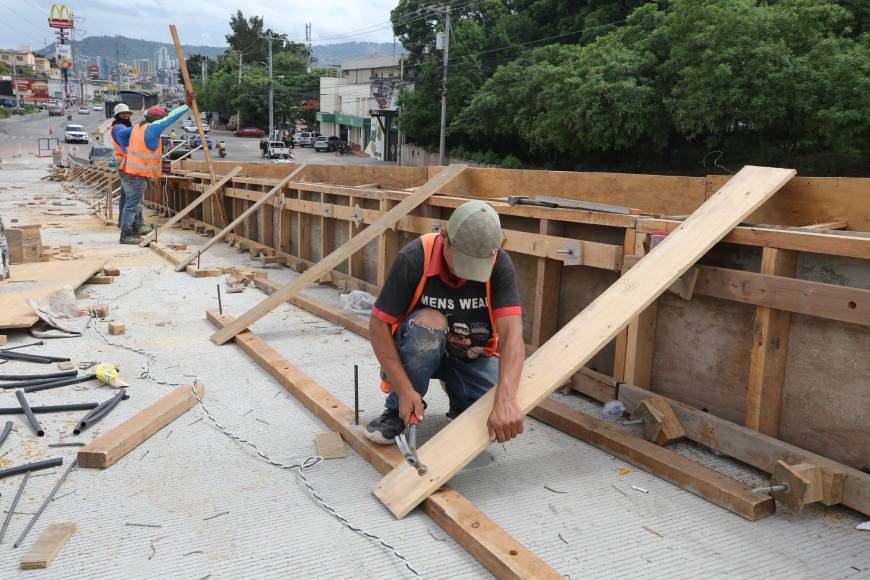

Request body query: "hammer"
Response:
[506, 195, 558, 208]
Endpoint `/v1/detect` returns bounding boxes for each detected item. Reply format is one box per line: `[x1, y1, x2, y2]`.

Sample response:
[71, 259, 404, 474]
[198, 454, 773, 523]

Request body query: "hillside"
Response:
[39, 36, 403, 65]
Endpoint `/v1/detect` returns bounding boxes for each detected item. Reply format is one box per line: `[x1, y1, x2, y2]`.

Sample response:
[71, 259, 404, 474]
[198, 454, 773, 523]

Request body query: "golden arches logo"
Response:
[48, 4, 74, 29]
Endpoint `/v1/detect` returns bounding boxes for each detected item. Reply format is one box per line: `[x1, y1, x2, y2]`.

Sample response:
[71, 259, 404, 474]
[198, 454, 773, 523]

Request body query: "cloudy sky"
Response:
[0, 0, 400, 49]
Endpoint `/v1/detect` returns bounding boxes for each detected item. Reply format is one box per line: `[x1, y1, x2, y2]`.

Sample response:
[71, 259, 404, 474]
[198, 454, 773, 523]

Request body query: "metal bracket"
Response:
[554, 240, 582, 266]
[322, 204, 333, 218]
[352, 205, 362, 227]
[431, 220, 442, 232]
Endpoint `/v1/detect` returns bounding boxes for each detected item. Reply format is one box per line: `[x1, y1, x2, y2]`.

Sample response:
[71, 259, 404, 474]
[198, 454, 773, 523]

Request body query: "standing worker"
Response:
[365, 201, 526, 445]
[115, 92, 192, 244]
[170, 129, 176, 140]
[109, 103, 133, 227]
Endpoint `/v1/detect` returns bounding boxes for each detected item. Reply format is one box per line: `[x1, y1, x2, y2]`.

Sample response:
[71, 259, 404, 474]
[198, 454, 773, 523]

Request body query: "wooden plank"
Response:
[297, 190, 312, 261]
[531, 220, 563, 349]
[211, 165, 468, 345]
[377, 199, 399, 286]
[694, 265, 870, 327]
[320, 193, 336, 260]
[206, 311, 559, 579]
[373, 165, 797, 519]
[20, 523, 77, 569]
[744, 248, 796, 436]
[0, 257, 108, 329]
[174, 166, 306, 272]
[315, 432, 347, 459]
[78, 383, 204, 469]
[252, 278, 370, 336]
[637, 218, 870, 260]
[621, 233, 657, 388]
[529, 399, 773, 520]
[139, 167, 242, 246]
[619, 383, 870, 516]
[347, 196, 365, 278]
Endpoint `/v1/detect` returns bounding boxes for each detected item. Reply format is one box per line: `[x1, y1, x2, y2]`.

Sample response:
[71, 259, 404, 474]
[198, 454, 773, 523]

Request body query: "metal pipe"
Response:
[74, 389, 127, 435]
[0, 402, 99, 415]
[15, 390, 44, 436]
[0, 457, 62, 480]
[0, 370, 77, 382]
[0, 471, 30, 544]
[23, 373, 97, 393]
[354, 364, 359, 426]
[0, 341, 44, 352]
[753, 483, 789, 494]
[0, 420, 11, 449]
[14, 458, 76, 548]
[217, 284, 222, 315]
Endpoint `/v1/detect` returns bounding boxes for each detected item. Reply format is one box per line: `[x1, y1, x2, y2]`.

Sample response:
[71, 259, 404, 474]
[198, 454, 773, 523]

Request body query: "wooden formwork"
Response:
[144, 161, 870, 520]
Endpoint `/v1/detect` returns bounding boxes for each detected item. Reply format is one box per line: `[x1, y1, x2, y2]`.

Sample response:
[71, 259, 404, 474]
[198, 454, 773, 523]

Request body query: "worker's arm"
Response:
[487, 314, 525, 442]
[370, 317, 423, 425]
[144, 105, 189, 146]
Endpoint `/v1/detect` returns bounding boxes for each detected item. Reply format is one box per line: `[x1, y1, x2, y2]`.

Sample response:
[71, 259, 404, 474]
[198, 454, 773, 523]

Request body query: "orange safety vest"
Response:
[123, 123, 162, 178]
[381, 233, 499, 394]
[110, 130, 126, 169]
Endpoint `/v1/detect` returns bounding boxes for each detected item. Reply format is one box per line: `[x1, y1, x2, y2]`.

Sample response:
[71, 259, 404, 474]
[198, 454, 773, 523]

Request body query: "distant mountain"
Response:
[39, 35, 404, 66]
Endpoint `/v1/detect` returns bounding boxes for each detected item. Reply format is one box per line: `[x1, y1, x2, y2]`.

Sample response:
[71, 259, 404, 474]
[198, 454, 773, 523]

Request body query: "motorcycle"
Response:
[217, 142, 227, 158]
[336, 142, 351, 156]
[66, 113, 72, 120]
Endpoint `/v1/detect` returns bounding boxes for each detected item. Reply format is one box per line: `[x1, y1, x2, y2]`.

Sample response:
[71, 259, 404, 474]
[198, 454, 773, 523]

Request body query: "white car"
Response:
[294, 131, 316, 147]
[64, 124, 89, 144]
[93, 105, 103, 111]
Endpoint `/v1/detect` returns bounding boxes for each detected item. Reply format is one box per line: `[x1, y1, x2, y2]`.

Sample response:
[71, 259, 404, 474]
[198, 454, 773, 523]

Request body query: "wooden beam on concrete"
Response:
[373, 165, 796, 519]
[20, 523, 77, 569]
[619, 383, 870, 517]
[174, 166, 306, 272]
[206, 311, 559, 579]
[78, 383, 204, 469]
[529, 399, 774, 520]
[745, 248, 796, 436]
[211, 165, 468, 345]
[140, 166, 242, 246]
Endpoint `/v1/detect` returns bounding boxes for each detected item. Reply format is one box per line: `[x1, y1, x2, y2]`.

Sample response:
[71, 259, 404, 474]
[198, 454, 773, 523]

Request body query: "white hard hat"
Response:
[113, 103, 131, 116]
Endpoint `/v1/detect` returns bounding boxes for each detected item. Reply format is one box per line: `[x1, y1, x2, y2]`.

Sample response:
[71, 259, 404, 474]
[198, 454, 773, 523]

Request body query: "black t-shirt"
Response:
[372, 236, 522, 359]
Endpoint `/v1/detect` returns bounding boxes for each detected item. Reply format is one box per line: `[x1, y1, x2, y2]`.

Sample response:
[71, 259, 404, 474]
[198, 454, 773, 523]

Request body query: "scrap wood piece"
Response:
[211, 164, 468, 345]
[174, 165, 307, 273]
[618, 384, 870, 517]
[373, 165, 796, 519]
[20, 523, 77, 569]
[148, 241, 184, 266]
[529, 399, 773, 520]
[207, 311, 559, 579]
[139, 166, 242, 247]
[78, 383, 204, 469]
[315, 432, 347, 459]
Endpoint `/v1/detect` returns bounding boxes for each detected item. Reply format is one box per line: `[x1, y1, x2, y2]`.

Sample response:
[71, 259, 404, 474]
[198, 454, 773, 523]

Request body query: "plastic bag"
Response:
[340, 290, 376, 317]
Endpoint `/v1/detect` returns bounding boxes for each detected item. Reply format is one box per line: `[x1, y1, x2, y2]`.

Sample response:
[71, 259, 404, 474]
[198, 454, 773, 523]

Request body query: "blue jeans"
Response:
[117, 171, 126, 226]
[383, 311, 500, 413]
[119, 174, 145, 236]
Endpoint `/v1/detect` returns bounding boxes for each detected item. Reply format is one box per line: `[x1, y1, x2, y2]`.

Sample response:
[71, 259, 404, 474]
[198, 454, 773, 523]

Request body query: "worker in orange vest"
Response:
[116, 92, 192, 244]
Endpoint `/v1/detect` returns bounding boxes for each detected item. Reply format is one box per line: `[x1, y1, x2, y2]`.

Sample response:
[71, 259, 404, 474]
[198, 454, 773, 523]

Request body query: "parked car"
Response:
[314, 136, 343, 152]
[161, 137, 191, 160]
[294, 131, 318, 147]
[234, 127, 265, 138]
[188, 136, 213, 149]
[92, 105, 103, 111]
[64, 124, 89, 144]
[77, 106, 90, 115]
[88, 145, 114, 164]
[266, 141, 291, 159]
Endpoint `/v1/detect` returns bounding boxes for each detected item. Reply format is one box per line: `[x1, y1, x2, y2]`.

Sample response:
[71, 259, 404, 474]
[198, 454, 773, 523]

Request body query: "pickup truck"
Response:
[266, 141, 292, 159]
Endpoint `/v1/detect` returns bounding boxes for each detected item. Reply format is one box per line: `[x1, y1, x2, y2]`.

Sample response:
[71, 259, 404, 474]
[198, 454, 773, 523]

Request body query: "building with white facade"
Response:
[317, 55, 409, 162]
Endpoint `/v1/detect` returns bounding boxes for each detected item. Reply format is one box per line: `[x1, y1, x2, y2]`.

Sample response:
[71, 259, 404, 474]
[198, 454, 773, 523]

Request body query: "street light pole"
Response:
[11, 64, 20, 110]
[237, 51, 242, 130]
[428, 5, 451, 165]
[267, 34, 274, 137]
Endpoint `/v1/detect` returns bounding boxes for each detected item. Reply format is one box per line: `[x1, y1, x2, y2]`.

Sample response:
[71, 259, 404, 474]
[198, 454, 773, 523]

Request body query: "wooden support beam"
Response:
[618, 383, 870, 516]
[297, 190, 312, 262]
[612, 228, 637, 381]
[745, 248, 796, 436]
[79, 383, 204, 469]
[320, 192, 336, 260]
[140, 166, 242, 246]
[531, 219, 563, 349]
[211, 165, 468, 345]
[207, 311, 559, 579]
[622, 233, 657, 388]
[347, 196, 365, 278]
[529, 399, 774, 520]
[174, 166, 306, 272]
[373, 165, 796, 519]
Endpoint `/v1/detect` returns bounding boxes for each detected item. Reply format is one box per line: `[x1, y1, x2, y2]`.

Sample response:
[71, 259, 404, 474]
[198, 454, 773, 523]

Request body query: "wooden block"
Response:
[315, 432, 347, 459]
[167, 243, 187, 251]
[102, 265, 120, 276]
[817, 463, 847, 506]
[772, 461, 820, 513]
[667, 266, 699, 300]
[0, 335, 6, 346]
[108, 322, 125, 335]
[186, 265, 225, 278]
[20, 523, 77, 569]
[93, 304, 109, 319]
[631, 398, 687, 445]
[57, 361, 75, 370]
[85, 275, 115, 285]
[79, 383, 204, 468]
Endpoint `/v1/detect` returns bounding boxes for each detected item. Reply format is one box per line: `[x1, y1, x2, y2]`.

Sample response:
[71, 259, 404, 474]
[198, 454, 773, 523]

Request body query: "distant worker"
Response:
[109, 103, 133, 228]
[365, 201, 526, 445]
[170, 129, 177, 140]
[116, 92, 193, 244]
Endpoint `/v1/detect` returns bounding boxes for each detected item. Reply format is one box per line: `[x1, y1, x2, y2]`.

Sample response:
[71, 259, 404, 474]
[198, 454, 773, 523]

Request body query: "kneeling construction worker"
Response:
[116, 93, 192, 244]
[366, 201, 525, 445]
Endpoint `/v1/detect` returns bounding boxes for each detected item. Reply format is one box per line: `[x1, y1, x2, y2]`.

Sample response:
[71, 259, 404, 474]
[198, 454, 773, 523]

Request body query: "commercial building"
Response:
[317, 55, 409, 162]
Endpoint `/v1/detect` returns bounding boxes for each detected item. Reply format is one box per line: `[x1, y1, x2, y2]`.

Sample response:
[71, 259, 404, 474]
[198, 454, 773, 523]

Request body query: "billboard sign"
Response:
[55, 43, 73, 69]
[48, 4, 74, 29]
[0, 79, 50, 101]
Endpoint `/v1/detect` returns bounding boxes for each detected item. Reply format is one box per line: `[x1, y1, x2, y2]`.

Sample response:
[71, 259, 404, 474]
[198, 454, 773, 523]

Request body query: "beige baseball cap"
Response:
[446, 201, 502, 282]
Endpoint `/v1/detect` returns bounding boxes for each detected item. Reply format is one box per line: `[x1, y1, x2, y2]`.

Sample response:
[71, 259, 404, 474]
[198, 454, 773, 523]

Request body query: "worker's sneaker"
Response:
[119, 235, 139, 245]
[136, 226, 152, 236]
[365, 408, 404, 445]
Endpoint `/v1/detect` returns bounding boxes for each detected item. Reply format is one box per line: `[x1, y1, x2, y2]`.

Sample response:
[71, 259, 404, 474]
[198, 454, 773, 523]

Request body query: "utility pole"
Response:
[267, 33, 274, 137]
[202, 58, 207, 88]
[305, 23, 312, 73]
[237, 51, 242, 130]
[11, 64, 20, 110]
[429, 5, 451, 165]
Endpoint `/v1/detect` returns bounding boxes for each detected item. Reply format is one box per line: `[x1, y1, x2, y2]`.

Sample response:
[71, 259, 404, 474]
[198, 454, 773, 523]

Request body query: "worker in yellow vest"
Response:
[116, 93, 192, 244]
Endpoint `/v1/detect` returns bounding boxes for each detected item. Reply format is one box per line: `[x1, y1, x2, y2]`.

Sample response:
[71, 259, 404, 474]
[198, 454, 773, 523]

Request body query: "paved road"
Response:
[0, 108, 109, 158]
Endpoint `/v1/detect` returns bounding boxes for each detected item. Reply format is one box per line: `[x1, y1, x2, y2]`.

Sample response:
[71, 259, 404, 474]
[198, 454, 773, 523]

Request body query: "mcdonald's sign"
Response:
[48, 4, 74, 29]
